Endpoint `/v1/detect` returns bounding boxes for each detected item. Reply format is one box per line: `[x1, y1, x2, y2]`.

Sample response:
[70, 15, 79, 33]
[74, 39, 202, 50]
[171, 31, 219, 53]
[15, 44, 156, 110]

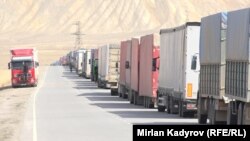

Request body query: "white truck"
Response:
[157, 22, 200, 117]
[225, 8, 250, 125]
[198, 12, 228, 124]
[76, 49, 86, 76]
[82, 50, 91, 78]
[98, 44, 120, 93]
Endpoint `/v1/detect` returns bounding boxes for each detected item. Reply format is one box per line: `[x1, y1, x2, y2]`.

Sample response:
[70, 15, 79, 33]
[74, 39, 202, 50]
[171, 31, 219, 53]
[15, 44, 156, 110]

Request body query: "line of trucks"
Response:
[61, 8, 250, 124]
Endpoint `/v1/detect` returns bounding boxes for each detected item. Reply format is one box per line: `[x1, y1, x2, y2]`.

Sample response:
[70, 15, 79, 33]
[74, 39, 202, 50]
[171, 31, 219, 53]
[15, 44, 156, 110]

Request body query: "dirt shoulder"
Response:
[0, 66, 47, 141]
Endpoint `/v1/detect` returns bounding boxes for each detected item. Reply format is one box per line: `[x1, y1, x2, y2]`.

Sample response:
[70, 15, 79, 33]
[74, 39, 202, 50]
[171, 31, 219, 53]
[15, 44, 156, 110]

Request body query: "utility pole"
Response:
[72, 21, 85, 50]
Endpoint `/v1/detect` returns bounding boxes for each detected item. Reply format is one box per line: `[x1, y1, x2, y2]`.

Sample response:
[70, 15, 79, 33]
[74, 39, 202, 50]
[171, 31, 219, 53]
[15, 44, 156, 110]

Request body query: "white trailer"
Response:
[98, 44, 120, 91]
[158, 22, 200, 117]
[225, 8, 250, 125]
[198, 12, 228, 124]
[83, 50, 91, 78]
[76, 49, 85, 76]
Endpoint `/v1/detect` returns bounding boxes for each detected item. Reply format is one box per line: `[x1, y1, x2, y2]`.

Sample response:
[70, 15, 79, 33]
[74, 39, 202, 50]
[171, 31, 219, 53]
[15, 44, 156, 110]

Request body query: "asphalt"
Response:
[21, 66, 197, 141]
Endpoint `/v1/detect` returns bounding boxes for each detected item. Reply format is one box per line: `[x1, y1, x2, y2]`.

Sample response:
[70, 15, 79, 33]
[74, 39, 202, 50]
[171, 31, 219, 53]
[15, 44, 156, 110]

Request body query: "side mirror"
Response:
[191, 55, 197, 70]
[125, 61, 129, 69]
[8, 62, 11, 69]
[116, 62, 119, 68]
[152, 58, 157, 71]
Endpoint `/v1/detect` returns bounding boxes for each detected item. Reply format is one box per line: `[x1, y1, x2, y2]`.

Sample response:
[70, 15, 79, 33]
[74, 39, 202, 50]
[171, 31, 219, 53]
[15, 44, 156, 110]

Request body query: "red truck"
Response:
[137, 34, 160, 108]
[118, 35, 160, 108]
[8, 48, 39, 87]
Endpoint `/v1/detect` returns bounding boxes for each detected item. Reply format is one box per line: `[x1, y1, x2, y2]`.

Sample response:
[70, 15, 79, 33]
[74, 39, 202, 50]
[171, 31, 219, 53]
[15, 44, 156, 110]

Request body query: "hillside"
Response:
[0, 0, 250, 70]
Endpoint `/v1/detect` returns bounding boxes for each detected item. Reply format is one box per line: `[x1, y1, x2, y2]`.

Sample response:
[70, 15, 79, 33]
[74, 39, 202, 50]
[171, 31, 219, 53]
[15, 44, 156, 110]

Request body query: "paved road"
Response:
[31, 66, 197, 141]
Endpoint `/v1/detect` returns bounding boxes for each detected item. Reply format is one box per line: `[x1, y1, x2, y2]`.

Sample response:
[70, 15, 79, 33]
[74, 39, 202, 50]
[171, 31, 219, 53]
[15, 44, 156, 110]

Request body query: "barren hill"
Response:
[0, 0, 250, 69]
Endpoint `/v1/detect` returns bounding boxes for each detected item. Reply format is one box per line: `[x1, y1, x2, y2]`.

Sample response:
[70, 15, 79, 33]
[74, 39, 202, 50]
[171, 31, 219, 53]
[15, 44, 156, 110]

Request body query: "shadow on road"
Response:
[61, 67, 197, 122]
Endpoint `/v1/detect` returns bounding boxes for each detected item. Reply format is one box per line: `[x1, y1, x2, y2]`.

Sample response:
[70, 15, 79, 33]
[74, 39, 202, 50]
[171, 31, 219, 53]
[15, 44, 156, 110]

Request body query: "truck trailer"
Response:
[137, 34, 160, 108]
[198, 12, 228, 124]
[129, 38, 140, 104]
[157, 22, 200, 117]
[9, 48, 39, 87]
[90, 49, 98, 82]
[82, 50, 91, 78]
[225, 8, 250, 125]
[76, 49, 86, 76]
[98, 44, 120, 94]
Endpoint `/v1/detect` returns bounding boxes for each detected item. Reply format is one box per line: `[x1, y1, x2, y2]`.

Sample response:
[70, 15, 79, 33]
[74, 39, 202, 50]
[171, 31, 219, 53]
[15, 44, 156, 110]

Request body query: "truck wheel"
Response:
[149, 101, 154, 108]
[130, 93, 134, 104]
[198, 114, 207, 124]
[158, 106, 165, 112]
[237, 103, 243, 125]
[227, 101, 237, 125]
[111, 89, 115, 96]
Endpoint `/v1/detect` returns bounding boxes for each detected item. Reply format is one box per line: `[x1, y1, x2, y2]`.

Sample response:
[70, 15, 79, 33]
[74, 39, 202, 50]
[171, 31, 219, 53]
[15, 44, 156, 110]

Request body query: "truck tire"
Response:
[198, 114, 207, 124]
[227, 101, 237, 125]
[237, 103, 243, 125]
[130, 93, 134, 104]
[111, 89, 116, 96]
[158, 106, 165, 112]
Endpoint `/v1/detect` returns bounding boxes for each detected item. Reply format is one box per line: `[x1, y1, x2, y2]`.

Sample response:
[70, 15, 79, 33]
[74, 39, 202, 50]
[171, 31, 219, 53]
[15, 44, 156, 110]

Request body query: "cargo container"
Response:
[158, 22, 200, 117]
[129, 38, 140, 104]
[83, 50, 91, 78]
[225, 8, 250, 125]
[98, 44, 120, 93]
[198, 13, 228, 124]
[8, 48, 39, 87]
[90, 49, 98, 82]
[76, 49, 85, 76]
[137, 34, 160, 108]
[118, 41, 128, 97]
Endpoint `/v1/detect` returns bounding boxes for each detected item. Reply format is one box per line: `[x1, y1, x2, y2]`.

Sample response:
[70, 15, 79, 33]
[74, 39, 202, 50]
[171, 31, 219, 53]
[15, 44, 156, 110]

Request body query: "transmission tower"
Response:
[72, 21, 85, 50]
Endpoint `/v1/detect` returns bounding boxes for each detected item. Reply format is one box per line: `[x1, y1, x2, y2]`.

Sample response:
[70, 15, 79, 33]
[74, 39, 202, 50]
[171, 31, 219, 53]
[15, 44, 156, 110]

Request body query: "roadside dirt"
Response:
[0, 66, 47, 141]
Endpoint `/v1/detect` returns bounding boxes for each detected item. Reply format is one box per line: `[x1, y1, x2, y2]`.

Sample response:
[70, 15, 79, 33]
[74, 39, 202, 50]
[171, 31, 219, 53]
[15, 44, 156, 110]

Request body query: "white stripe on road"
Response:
[33, 67, 49, 141]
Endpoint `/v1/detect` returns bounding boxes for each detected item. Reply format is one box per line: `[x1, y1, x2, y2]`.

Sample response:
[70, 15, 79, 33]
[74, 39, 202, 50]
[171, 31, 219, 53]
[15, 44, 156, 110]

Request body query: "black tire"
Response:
[130, 94, 134, 104]
[111, 90, 115, 96]
[158, 106, 165, 112]
[227, 102, 237, 125]
[198, 114, 207, 124]
[237, 103, 243, 125]
[122, 94, 127, 99]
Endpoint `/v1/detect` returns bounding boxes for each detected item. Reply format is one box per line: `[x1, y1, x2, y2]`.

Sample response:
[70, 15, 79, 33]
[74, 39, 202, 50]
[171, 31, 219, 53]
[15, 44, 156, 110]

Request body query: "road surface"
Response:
[21, 66, 197, 141]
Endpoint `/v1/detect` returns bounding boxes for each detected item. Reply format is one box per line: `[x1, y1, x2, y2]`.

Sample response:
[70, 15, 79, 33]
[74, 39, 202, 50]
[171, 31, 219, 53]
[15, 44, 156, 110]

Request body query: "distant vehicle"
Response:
[76, 49, 86, 76]
[157, 22, 201, 117]
[8, 48, 39, 87]
[82, 50, 91, 78]
[90, 49, 98, 82]
[98, 44, 120, 94]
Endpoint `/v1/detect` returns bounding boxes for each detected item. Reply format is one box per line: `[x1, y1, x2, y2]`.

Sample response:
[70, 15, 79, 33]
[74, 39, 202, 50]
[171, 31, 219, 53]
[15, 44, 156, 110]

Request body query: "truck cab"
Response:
[9, 48, 39, 87]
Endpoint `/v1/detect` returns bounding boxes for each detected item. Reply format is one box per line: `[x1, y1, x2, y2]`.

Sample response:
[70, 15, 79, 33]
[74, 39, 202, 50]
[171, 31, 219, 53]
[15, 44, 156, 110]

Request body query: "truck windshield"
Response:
[11, 61, 34, 69]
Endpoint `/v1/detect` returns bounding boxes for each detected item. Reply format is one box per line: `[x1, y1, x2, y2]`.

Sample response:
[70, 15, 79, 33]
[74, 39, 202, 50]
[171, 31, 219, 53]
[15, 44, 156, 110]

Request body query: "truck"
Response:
[76, 49, 86, 76]
[98, 44, 120, 95]
[129, 38, 140, 104]
[82, 50, 91, 78]
[118, 41, 129, 98]
[8, 48, 39, 87]
[157, 22, 200, 117]
[136, 34, 160, 108]
[198, 13, 228, 124]
[90, 49, 98, 82]
[225, 8, 250, 125]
